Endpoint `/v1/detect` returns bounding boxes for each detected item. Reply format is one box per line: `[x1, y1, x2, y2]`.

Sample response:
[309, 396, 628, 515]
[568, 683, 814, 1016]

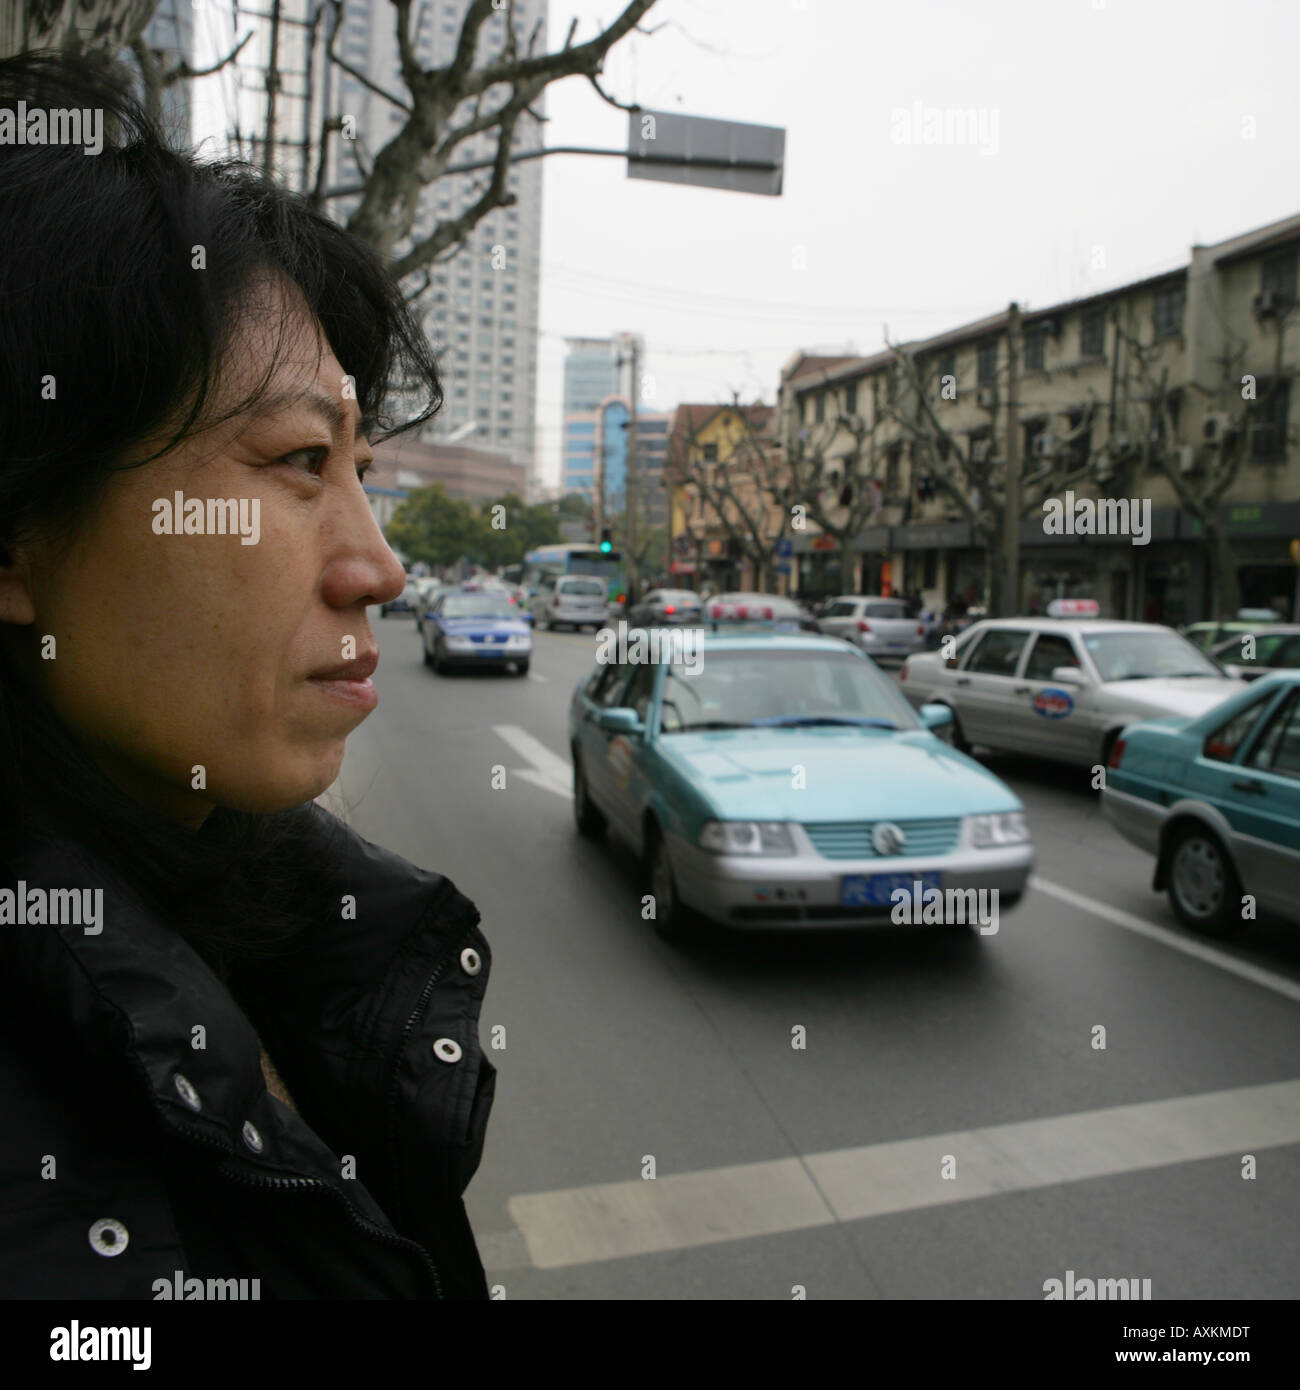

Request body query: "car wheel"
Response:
[1166, 824, 1244, 937]
[422, 636, 433, 667]
[431, 640, 446, 674]
[946, 706, 972, 755]
[573, 753, 606, 837]
[646, 826, 703, 944]
[515, 660, 530, 677]
[380, 608, 389, 618]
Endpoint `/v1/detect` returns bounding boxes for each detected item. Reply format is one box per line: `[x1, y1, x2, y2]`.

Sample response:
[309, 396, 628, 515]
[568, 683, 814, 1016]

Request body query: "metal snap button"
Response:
[242, 1120, 263, 1153]
[173, 1073, 201, 1111]
[432, 1038, 462, 1063]
[88, 1218, 129, 1257]
[460, 947, 481, 976]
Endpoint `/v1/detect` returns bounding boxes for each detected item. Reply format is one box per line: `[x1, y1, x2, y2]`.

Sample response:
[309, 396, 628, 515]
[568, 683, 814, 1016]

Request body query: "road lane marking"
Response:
[486, 1079, 1300, 1270]
[494, 724, 571, 798]
[527, 672, 549, 683]
[1032, 877, 1300, 1005]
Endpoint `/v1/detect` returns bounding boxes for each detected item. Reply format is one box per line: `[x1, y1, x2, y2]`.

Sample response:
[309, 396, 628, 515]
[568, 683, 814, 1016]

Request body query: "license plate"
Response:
[841, 871, 941, 908]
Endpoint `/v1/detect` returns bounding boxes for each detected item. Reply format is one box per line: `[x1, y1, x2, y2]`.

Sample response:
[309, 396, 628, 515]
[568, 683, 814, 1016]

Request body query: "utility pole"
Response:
[627, 334, 640, 600]
[594, 401, 605, 542]
[1003, 301, 1022, 617]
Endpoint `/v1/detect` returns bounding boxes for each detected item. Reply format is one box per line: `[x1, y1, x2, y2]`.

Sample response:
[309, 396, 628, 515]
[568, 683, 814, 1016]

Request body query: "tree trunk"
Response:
[839, 540, 855, 594]
[1206, 523, 1242, 619]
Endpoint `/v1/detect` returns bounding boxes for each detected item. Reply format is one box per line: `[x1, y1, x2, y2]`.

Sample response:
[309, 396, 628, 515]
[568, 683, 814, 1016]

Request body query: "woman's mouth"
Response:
[306, 651, 379, 709]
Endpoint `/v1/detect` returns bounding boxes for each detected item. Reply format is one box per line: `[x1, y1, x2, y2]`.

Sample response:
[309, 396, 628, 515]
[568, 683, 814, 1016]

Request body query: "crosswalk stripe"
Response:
[494, 1079, 1300, 1269]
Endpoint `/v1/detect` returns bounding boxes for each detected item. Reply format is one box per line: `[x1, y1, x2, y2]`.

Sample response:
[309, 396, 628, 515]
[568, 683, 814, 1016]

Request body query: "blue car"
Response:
[421, 589, 532, 676]
[568, 630, 1034, 941]
[1101, 670, 1300, 934]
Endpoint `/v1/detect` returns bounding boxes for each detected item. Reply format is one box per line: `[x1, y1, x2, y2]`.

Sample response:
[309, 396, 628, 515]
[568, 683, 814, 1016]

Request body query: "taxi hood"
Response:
[1108, 676, 1242, 720]
[655, 727, 1021, 822]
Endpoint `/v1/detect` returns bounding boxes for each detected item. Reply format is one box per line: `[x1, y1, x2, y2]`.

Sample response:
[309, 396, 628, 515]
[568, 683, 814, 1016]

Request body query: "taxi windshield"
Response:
[659, 648, 919, 732]
[440, 596, 517, 620]
[1083, 631, 1221, 681]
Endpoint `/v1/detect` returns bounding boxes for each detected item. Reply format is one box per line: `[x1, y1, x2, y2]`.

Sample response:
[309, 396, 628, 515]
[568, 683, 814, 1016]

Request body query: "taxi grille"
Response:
[803, 818, 961, 859]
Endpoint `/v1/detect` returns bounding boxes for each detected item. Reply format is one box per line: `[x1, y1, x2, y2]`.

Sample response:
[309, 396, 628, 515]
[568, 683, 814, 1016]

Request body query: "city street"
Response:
[330, 613, 1300, 1300]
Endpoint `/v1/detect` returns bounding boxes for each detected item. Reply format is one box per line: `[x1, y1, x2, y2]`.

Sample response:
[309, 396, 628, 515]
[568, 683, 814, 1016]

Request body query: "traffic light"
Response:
[600, 528, 612, 554]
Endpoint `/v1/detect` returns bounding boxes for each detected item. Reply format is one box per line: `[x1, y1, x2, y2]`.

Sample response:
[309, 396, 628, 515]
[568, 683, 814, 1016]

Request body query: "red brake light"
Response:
[916, 624, 925, 636]
[736, 605, 749, 619]
[664, 605, 676, 614]
[899, 666, 907, 681]
[858, 619, 871, 632]
[1108, 738, 1127, 770]
[762, 606, 773, 619]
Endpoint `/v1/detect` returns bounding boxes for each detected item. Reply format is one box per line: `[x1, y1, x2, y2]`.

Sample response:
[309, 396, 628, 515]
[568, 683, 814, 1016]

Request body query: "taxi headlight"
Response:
[506, 634, 531, 648]
[699, 821, 796, 856]
[445, 635, 474, 650]
[967, 812, 1030, 848]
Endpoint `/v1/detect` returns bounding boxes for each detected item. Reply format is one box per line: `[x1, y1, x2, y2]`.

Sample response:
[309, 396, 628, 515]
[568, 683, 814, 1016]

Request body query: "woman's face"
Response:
[0, 284, 407, 824]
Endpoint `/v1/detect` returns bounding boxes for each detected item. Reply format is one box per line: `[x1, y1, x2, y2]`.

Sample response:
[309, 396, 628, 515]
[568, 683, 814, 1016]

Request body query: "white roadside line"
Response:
[1032, 876, 1300, 1005]
[493, 723, 571, 799]
[478, 1078, 1300, 1271]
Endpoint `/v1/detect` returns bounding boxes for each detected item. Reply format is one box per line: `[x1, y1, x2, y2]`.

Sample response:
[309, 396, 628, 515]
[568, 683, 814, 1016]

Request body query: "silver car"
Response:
[900, 618, 1243, 767]
[535, 574, 610, 631]
[817, 595, 928, 661]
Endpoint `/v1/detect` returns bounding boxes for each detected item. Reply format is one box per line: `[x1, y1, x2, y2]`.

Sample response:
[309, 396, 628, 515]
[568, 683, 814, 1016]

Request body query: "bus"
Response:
[522, 543, 627, 604]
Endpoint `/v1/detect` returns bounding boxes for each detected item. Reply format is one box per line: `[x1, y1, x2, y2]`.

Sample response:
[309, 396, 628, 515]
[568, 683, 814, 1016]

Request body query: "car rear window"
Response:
[559, 578, 606, 597]
[862, 600, 907, 619]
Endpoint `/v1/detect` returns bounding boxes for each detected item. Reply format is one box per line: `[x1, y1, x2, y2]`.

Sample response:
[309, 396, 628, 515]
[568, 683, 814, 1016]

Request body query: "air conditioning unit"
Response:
[977, 386, 997, 410]
[1033, 433, 1058, 458]
[1092, 455, 1117, 482]
[1253, 291, 1281, 319]
[1177, 445, 1199, 474]
[1038, 317, 1060, 337]
[1203, 412, 1234, 444]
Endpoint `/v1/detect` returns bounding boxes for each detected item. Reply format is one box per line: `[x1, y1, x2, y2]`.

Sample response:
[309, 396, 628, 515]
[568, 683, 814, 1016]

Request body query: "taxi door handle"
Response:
[1230, 779, 1266, 796]
[955, 677, 971, 687]
[1013, 685, 1030, 694]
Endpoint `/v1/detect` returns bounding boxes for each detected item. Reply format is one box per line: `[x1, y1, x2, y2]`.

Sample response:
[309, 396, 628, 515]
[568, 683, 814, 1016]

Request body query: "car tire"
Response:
[1166, 823, 1245, 937]
[515, 660, 530, 677]
[646, 825, 704, 944]
[430, 640, 446, 674]
[422, 637, 433, 667]
[573, 753, 606, 837]
[946, 706, 972, 755]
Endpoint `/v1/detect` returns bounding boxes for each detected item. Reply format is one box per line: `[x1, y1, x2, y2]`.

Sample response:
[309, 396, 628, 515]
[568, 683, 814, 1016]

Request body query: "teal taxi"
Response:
[568, 629, 1034, 940]
[1101, 670, 1300, 934]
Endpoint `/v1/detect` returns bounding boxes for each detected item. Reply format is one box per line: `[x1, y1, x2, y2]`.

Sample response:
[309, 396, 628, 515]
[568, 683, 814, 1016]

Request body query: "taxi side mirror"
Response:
[920, 703, 954, 731]
[597, 707, 644, 736]
[944, 655, 959, 669]
[1050, 666, 1086, 686]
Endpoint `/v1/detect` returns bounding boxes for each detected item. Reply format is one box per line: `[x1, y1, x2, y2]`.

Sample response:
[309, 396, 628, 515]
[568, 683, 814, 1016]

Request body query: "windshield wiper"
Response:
[749, 715, 899, 729]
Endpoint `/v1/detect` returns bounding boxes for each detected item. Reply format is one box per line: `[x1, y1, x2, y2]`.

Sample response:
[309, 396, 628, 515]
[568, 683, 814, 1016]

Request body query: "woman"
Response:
[0, 53, 495, 1298]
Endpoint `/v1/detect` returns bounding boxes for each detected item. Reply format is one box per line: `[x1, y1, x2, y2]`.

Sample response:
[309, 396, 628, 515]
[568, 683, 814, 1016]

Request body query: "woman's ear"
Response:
[0, 549, 38, 626]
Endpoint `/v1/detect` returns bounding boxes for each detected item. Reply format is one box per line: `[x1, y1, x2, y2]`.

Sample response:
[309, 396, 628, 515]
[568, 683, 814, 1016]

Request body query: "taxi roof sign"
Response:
[1046, 598, 1100, 618]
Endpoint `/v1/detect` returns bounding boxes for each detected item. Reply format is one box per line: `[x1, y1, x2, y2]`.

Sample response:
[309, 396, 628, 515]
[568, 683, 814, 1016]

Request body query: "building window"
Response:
[1065, 410, 1091, 469]
[814, 393, 825, 424]
[1252, 379, 1290, 460]
[1147, 391, 1181, 466]
[1024, 329, 1046, 372]
[844, 383, 858, 415]
[1153, 283, 1185, 338]
[885, 443, 901, 491]
[1080, 309, 1106, 358]
[702, 443, 718, 462]
[1261, 251, 1299, 306]
[977, 340, 998, 384]
[937, 352, 956, 385]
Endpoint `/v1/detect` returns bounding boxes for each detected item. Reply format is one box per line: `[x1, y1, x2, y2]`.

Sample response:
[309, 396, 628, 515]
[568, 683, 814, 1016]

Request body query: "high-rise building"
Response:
[562, 397, 671, 531]
[563, 337, 620, 413]
[183, 0, 546, 489]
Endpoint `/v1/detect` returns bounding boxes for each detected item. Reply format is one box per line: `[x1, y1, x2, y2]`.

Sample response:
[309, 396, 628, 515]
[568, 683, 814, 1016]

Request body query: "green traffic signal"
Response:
[600, 540, 612, 553]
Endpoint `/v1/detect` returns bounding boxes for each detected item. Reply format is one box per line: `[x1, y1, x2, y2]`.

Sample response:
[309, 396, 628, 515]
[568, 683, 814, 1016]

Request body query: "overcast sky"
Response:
[533, 0, 1300, 486]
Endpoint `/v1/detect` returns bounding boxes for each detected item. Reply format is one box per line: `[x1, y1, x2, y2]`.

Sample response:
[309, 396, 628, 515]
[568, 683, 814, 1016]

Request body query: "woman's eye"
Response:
[280, 446, 330, 475]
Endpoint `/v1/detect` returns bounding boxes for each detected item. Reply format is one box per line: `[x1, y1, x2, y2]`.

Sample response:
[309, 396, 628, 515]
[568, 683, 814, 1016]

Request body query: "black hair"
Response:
[0, 51, 443, 977]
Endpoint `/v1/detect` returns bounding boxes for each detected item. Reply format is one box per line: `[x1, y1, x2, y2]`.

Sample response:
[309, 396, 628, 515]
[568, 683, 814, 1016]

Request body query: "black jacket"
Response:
[0, 804, 495, 1299]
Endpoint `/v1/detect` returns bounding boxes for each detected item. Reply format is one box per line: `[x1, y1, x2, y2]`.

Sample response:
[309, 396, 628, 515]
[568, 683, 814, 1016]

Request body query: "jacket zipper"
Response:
[384, 885, 482, 1245]
[167, 1109, 445, 1297]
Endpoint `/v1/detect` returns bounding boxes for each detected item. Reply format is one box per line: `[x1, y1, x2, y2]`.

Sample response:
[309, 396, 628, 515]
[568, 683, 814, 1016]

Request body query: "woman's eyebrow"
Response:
[249, 389, 361, 438]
